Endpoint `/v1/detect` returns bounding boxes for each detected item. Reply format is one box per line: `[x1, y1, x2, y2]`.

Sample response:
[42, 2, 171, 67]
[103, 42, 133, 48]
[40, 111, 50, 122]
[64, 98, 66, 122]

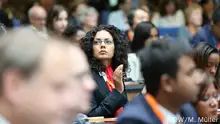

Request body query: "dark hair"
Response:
[64, 25, 84, 38]
[193, 42, 218, 69]
[80, 25, 128, 72]
[159, 0, 179, 17]
[199, 0, 214, 5]
[139, 39, 192, 97]
[69, 5, 77, 14]
[119, 0, 126, 5]
[212, 6, 220, 24]
[193, 42, 220, 92]
[215, 64, 220, 88]
[127, 10, 135, 27]
[131, 21, 157, 53]
[47, 5, 68, 31]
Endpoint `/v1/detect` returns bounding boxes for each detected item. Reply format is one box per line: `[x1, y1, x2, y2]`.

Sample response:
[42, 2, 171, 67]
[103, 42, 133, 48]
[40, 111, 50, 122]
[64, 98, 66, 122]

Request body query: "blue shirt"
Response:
[191, 24, 218, 48]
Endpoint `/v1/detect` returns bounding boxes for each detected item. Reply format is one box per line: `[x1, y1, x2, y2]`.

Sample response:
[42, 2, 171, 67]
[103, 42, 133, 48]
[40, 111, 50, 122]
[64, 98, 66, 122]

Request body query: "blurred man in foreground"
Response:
[0, 28, 95, 124]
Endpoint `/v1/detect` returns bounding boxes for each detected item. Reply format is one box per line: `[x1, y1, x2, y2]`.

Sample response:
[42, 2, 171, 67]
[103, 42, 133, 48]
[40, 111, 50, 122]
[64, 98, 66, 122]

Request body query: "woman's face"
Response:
[165, 2, 176, 15]
[196, 83, 218, 119]
[189, 9, 202, 27]
[53, 10, 68, 34]
[145, 27, 158, 45]
[205, 53, 219, 76]
[93, 30, 115, 61]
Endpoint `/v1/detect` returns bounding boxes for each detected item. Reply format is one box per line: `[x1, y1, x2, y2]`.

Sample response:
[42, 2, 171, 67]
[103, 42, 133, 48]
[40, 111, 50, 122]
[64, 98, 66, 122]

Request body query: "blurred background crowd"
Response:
[1, 0, 220, 124]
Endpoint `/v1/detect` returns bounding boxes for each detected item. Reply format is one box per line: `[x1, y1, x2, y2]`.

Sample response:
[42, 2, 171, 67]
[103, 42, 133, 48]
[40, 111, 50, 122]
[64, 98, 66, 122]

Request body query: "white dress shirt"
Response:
[0, 114, 10, 124]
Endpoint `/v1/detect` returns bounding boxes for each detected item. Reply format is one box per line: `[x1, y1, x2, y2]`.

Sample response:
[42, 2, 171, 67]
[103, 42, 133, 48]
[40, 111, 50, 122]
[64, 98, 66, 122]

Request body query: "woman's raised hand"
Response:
[113, 64, 124, 93]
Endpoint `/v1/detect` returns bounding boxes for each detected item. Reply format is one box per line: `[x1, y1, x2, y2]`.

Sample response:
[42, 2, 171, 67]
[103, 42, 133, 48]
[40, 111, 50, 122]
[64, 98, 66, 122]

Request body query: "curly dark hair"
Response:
[80, 25, 129, 73]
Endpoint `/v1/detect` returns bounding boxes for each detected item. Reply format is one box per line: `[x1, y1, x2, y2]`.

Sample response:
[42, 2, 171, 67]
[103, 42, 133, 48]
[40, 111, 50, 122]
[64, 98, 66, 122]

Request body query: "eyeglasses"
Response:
[93, 40, 114, 45]
[200, 93, 220, 103]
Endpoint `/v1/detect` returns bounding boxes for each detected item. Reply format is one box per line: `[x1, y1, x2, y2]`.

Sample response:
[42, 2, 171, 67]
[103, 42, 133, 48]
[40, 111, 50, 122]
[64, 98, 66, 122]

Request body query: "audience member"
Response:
[0, 28, 95, 124]
[22, 1, 39, 25]
[27, 5, 48, 38]
[131, 22, 158, 53]
[192, 42, 219, 122]
[108, 0, 132, 31]
[191, 7, 220, 49]
[81, 25, 128, 117]
[77, 7, 99, 33]
[68, 5, 80, 27]
[47, 5, 68, 36]
[117, 39, 204, 124]
[199, 0, 215, 26]
[152, 0, 185, 28]
[64, 25, 85, 43]
[127, 22, 158, 82]
[193, 42, 219, 76]
[177, 3, 203, 45]
[126, 6, 150, 41]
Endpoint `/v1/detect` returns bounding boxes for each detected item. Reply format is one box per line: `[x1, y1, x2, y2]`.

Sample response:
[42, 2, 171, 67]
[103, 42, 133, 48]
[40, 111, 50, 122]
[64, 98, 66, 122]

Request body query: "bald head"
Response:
[28, 5, 47, 30]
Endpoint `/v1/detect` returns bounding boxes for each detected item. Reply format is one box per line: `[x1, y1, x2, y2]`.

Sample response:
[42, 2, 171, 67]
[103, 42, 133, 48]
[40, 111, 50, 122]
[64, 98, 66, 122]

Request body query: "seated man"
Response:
[117, 39, 205, 124]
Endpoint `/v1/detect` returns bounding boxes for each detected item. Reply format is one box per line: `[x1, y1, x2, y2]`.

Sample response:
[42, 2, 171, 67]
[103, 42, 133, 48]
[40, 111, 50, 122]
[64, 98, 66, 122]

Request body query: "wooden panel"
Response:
[40, 0, 54, 10]
[88, 117, 116, 124]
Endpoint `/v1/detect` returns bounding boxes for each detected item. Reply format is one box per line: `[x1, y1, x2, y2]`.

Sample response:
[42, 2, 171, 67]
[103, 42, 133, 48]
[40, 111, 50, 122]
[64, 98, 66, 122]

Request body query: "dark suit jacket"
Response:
[117, 94, 201, 124]
[87, 71, 128, 117]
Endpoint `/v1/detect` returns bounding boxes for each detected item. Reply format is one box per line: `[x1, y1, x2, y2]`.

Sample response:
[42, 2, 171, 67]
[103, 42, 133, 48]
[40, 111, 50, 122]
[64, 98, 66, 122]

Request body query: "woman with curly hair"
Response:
[80, 25, 129, 117]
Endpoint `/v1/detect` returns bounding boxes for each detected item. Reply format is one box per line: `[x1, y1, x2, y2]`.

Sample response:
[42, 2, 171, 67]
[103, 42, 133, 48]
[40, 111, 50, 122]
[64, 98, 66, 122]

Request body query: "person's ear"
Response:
[160, 74, 175, 93]
[2, 69, 26, 104]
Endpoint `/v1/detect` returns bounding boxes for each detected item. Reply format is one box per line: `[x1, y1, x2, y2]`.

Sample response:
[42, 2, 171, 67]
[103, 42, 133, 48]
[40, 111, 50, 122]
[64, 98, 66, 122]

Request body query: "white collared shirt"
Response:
[99, 72, 107, 82]
[31, 25, 48, 39]
[158, 105, 180, 124]
[0, 114, 10, 124]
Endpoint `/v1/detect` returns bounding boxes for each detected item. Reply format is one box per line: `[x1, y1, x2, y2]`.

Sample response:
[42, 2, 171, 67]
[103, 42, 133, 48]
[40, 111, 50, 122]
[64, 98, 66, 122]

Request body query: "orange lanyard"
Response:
[145, 94, 166, 124]
[128, 30, 133, 41]
[106, 79, 115, 91]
